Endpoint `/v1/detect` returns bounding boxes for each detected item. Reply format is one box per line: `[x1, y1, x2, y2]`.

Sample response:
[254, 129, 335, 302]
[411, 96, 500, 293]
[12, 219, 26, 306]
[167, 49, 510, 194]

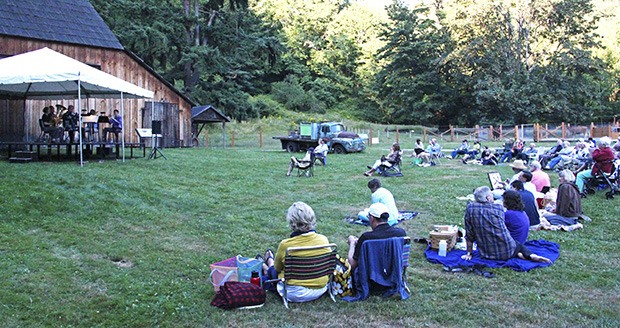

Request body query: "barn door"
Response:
[143, 102, 180, 148]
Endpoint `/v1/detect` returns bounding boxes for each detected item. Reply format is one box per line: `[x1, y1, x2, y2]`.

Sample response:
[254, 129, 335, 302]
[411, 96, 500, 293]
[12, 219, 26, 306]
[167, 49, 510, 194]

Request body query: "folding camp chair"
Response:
[349, 236, 411, 301]
[266, 243, 338, 309]
[297, 153, 316, 177]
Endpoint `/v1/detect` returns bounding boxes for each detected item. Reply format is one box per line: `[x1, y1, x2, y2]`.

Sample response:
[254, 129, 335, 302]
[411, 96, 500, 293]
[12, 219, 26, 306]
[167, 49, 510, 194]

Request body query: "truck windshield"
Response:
[330, 124, 344, 133]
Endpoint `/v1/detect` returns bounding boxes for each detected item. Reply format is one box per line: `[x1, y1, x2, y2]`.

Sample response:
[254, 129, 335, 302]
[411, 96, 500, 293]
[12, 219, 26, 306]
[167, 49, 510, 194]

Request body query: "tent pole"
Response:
[151, 100, 155, 155]
[121, 92, 125, 162]
[78, 76, 83, 167]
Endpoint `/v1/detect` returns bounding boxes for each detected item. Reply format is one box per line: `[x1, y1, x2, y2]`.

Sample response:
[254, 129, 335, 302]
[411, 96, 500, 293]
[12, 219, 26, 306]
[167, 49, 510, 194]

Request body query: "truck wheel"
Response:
[333, 144, 346, 154]
[285, 142, 299, 153]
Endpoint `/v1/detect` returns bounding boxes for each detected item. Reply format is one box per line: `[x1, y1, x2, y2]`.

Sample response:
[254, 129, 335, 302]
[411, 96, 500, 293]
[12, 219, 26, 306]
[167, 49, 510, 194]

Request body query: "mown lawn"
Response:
[0, 143, 618, 327]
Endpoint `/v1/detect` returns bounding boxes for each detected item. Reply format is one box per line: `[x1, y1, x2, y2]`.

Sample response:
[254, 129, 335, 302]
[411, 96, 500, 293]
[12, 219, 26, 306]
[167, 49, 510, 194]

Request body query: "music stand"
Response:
[148, 120, 166, 160]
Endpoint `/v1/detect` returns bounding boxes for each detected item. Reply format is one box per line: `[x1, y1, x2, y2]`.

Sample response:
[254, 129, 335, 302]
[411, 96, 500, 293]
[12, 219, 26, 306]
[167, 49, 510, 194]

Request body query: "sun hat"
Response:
[509, 159, 528, 170]
[368, 203, 389, 219]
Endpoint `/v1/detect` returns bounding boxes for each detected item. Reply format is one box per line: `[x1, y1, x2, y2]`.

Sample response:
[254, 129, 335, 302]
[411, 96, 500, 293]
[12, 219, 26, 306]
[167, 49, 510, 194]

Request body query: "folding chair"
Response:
[38, 119, 52, 142]
[266, 243, 338, 309]
[348, 236, 410, 301]
[297, 153, 316, 177]
[376, 154, 403, 177]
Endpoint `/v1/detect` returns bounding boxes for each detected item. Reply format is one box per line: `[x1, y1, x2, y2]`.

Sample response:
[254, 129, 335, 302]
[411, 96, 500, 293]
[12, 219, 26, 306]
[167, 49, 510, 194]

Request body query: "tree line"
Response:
[91, 0, 620, 126]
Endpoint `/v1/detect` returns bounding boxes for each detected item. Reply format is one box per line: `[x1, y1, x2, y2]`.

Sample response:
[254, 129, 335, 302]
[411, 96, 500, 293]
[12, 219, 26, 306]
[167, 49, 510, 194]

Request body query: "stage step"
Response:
[14, 150, 38, 161]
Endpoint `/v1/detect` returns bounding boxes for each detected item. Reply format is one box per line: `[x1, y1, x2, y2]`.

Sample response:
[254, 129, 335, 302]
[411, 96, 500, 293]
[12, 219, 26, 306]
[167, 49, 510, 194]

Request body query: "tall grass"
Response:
[0, 140, 618, 327]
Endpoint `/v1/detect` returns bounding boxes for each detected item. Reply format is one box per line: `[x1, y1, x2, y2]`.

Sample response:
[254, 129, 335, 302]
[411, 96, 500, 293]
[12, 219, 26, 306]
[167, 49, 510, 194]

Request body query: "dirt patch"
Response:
[110, 257, 134, 268]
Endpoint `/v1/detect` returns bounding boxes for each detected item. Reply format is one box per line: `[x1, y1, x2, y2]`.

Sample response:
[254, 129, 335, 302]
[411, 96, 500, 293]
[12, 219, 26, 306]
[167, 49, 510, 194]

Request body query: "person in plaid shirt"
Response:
[461, 186, 550, 263]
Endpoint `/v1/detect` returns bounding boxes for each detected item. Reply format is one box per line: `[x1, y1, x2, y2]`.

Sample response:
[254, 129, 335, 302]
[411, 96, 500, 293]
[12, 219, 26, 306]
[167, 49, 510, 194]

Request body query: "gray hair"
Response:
[598, 136, 612, 147]
[530, 161, 541, 170]
[559, 169, 575, 183]
[474, 186, 492, 203]
[286, 202, 316, 232]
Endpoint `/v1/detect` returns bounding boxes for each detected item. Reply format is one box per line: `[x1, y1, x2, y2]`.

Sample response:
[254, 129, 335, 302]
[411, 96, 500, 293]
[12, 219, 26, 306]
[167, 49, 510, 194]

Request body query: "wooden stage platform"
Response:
[0, 140, 146, 162]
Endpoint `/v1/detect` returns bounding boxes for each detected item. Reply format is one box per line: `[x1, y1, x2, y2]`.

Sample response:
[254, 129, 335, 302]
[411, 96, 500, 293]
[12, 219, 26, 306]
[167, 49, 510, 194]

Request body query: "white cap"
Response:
[368, 203, 389, 219]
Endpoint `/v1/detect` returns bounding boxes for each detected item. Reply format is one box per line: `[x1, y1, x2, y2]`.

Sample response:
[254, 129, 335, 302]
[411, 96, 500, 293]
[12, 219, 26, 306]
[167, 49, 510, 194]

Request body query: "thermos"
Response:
[250, 271, 260, 286]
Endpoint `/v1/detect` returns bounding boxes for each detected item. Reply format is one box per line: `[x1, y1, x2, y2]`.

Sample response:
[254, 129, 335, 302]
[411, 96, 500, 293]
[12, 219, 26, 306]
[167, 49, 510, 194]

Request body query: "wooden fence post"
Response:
[259, 126, 263, 148]
[423, 127, 427, 142]
[231, 130, 235, 147]
[450, 124, 454, 141]
[475, 125, 479, 139]
[489, 125, 494, 140]
[369, 128, 373, 147]
[561, 122, 566, 139]
[514, 125, 519, 140]
[396, 126, 399, 144]
[499, 125, 503, 139]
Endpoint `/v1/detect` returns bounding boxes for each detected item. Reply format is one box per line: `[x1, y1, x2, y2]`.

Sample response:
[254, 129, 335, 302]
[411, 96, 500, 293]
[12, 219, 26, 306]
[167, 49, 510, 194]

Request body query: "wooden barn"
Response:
[0, 0, 195, 147]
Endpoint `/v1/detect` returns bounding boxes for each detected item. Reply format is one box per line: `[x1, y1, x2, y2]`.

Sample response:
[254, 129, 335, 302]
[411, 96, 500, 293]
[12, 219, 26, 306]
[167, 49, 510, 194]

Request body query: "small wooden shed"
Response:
[191, 105, 231, 147]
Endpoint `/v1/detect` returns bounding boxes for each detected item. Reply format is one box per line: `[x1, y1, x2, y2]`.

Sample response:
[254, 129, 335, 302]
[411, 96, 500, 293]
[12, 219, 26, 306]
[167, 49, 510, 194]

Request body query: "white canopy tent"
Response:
[0, 47, 155, 165]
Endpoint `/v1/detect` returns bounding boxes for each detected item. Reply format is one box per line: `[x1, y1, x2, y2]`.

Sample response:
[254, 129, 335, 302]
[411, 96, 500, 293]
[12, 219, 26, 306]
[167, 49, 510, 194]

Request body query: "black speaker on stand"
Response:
[148, 120, 167, 159]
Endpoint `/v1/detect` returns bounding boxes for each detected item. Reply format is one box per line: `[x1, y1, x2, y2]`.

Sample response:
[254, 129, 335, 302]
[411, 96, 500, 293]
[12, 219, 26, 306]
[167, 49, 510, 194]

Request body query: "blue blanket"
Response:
[425, 240, 560, 272]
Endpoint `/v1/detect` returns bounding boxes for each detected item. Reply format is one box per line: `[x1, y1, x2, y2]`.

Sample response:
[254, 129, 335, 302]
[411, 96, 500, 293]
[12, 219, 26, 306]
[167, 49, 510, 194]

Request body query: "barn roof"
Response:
[191, 105, 231, 123]
[0, 0, 123, 50]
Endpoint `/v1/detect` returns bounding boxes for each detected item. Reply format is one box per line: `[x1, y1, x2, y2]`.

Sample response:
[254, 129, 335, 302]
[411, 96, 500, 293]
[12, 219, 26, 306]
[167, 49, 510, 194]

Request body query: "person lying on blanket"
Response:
[461, 186, 551, 263]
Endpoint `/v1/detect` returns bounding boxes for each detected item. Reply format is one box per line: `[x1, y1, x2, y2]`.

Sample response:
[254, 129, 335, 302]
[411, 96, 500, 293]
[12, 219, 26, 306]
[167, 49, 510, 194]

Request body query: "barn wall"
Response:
[0, 36, 193, 146]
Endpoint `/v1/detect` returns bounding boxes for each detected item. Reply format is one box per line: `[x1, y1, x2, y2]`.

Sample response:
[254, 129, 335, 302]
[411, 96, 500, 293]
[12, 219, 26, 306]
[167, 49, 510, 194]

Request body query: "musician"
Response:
[103, 109, 123, 143]
[62, 105, 79, 143]
[41, 106, 64, 142]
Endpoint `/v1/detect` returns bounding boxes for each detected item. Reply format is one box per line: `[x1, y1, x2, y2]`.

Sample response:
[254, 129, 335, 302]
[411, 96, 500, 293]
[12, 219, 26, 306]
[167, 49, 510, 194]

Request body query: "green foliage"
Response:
[91, 0, 619, 125]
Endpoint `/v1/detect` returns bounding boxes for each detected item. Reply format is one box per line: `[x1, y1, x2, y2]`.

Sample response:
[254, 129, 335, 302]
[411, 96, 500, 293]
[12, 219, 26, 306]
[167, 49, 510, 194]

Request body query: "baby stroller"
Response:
[584, 159, 620, 199]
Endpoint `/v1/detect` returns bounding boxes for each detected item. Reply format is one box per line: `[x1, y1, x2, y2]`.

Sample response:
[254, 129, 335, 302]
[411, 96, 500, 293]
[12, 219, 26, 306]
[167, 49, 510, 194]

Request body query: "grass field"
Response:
[0, 140, 619, 327]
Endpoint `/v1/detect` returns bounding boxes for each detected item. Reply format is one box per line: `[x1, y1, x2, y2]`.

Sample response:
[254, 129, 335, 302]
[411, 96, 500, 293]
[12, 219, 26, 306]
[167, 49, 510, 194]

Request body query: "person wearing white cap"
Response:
[357, 178, 399, 226]
[347, 202, 407, 270]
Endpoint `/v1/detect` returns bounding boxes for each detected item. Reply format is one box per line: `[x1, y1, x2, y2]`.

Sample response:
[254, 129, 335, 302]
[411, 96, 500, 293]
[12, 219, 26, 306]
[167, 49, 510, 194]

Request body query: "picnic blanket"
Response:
[345, 211, 418, 226]
[425, 239, 559, 272]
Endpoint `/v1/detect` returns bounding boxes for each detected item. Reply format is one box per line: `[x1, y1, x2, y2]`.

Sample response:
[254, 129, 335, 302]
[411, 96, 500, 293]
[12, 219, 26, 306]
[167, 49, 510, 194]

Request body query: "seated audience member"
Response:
[348, 203, 407, 271]
[539, 139, 564, 168]
[508, 160, 528, 184]
[364, 143, 401, 176]
[450, 139, 469, 159]
[460, 140, 481, 163]
[502, 190, 530, 244]
[529, 161, 551, 193]
[545, 141, 572, 170]
[510, 180, 541, 228]
[499, 139, 515, 163]
[511, 139, 527, 161]
[576, 137, 615, 196]
[426, 138, 442, 159]
[413, 139, 425, 156]
[461, 186, 550, 263]
[587, 137, 596, 148]
[522, 143, 538, 162]
[480, 146, 498, 165]
[358, 178, 399, 226]
[313, 138, 329, 165]
[260, 202, 331, 302]
[541, 170, 584, 231]
[518, 171, 540, 198]
[286, 147, 315, 176]
[573, 142, 593, 173]
[613, 136, 620, 155]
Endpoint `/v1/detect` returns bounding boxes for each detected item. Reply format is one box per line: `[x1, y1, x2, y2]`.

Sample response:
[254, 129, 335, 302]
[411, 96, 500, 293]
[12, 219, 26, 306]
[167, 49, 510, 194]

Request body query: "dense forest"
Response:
[90, 0, 620, 126]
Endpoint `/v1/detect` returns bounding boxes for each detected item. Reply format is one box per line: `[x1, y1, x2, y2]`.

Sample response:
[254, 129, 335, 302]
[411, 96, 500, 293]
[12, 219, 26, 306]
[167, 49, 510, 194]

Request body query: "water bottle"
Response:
[250, 271, 260, 286]
[438, 240, 447, 257]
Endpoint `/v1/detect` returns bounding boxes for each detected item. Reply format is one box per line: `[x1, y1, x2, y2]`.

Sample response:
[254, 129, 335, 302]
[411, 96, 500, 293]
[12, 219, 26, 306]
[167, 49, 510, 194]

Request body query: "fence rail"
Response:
[191, 122, 619, 149]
